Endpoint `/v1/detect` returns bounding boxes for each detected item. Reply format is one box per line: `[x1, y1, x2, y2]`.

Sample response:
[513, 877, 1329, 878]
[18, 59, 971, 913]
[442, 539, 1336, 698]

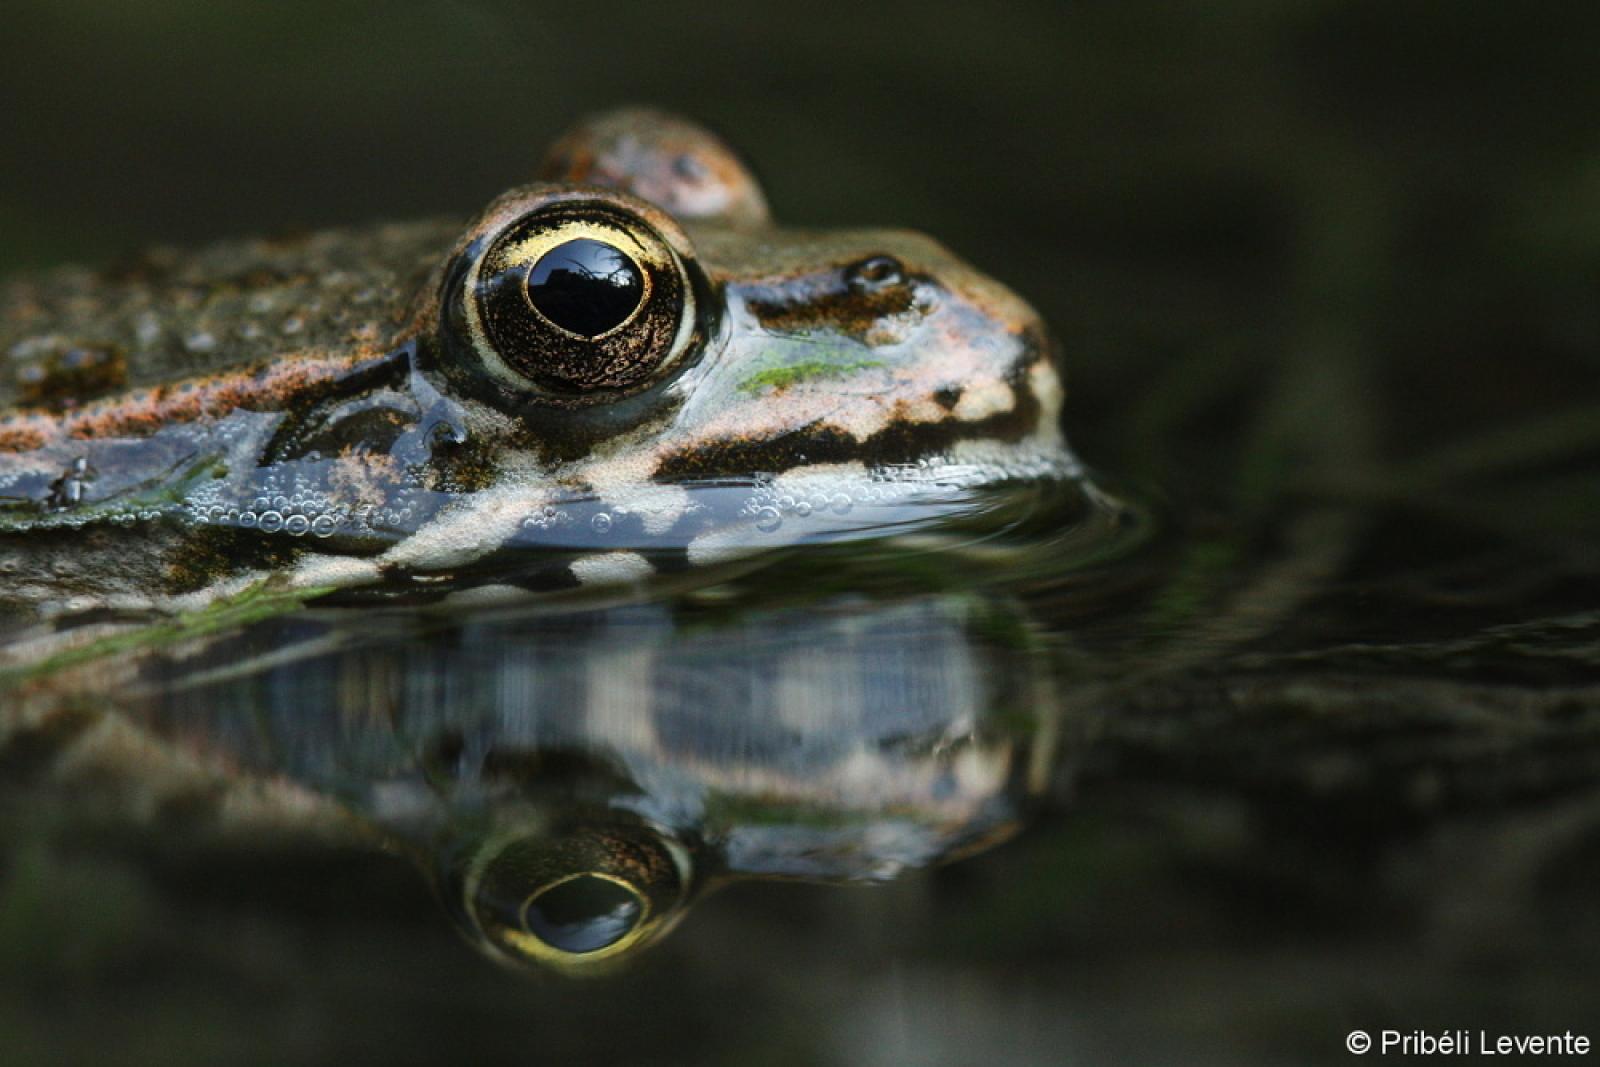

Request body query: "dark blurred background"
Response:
[3, 2, 1600, 1065]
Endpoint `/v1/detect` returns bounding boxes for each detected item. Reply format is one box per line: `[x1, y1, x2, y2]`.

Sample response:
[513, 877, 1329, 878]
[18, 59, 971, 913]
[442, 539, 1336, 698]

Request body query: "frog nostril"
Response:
[846, 255, 906, 292]
[673, 153, 707, 180]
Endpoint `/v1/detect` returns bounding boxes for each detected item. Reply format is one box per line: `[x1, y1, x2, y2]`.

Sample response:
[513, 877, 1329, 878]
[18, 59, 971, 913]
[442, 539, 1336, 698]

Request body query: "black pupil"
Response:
[525, 238, 645, 338]
[525, 875, 642, 954]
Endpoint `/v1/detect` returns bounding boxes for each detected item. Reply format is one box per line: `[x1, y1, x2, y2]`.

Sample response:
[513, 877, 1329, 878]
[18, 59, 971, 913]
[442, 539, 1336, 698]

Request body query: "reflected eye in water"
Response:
[455, 818, 692, 972]
[522, 872, 643, 952]
[528, 870, 646, 953]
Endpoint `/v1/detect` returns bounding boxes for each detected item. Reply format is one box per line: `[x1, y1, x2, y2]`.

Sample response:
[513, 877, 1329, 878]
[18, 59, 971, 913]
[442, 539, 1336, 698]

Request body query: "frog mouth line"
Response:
[357, 438, 1085, 584]
[311, 444, 1089, 601]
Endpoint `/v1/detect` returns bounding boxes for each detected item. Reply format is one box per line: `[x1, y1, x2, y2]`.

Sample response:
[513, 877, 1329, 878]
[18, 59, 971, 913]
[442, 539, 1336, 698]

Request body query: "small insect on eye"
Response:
[846, 254, 906, 293]
[452, 195, 701, 401]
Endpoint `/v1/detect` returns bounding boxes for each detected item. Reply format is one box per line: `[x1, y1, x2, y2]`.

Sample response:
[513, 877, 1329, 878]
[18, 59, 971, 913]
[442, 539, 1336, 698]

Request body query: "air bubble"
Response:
[754, 506, 782, 532]
[284, 514, 310, 536]
[135, 314, 163, 347]
[591, 512, 613, 534]
[258, 511, 284, 533]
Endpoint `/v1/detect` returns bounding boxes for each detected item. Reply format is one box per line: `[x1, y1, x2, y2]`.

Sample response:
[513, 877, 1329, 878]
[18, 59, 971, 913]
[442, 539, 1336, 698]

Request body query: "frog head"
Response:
[0, 109, 1082, 607]
[367, 108, 1077, 589]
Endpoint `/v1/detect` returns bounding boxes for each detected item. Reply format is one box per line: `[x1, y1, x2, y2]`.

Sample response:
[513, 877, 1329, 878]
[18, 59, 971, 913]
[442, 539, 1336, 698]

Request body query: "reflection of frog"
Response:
[16, 594, 1063, 973]
[0, 109, 1081, 613]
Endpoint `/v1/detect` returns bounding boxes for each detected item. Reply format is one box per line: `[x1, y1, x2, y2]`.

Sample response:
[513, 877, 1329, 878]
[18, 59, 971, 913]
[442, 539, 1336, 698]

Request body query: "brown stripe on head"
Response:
[0, 347, 398, 452]
[651, 369, 1046, 483]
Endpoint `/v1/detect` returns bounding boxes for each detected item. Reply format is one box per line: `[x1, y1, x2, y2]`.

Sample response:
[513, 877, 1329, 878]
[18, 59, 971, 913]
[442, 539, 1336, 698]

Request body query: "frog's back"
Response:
[0, 219, 457, 409]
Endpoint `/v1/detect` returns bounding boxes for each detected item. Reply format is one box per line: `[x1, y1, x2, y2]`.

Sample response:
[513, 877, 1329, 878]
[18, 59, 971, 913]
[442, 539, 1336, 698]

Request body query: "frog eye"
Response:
[454, 197, 698, 399]
[459, 821, 691, 971]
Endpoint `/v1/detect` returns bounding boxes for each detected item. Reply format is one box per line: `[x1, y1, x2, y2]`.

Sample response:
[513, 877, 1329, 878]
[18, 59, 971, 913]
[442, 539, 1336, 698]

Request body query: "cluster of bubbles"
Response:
[504, 447, 1082, 547]
[738, 473, 856, 534]
[734, 447, 1079, 535]
[186, 484, 345, 538]
[17, 504, 177, 531]
[519, 498, 709, 538]
[181, 469, 413, 539]
[521, 503, 573, 532]
[904, 445, 1083, 486]
[107, 443, 1079, 549]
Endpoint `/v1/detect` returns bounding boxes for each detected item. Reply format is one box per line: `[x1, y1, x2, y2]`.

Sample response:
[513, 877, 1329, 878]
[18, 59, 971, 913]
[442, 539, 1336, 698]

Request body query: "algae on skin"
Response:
[737, 342, 885, 393]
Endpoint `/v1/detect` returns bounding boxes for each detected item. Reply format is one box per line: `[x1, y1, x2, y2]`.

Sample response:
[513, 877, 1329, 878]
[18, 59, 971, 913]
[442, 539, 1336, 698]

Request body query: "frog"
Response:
[0, 108, 1084, 621]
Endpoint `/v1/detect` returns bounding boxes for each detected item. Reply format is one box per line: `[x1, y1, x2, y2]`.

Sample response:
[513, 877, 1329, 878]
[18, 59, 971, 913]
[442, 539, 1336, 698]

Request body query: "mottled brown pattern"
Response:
[0, 218, 455, 406]
[0, 348, 392, 451]
[11, 340, 127, 410]
[164, 525, 304, 595]
[745, 275, 921, 338]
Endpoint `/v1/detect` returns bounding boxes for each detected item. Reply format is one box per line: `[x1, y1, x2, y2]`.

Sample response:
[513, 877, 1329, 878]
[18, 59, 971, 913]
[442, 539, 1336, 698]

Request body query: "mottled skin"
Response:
[0, 110, 1076, 614]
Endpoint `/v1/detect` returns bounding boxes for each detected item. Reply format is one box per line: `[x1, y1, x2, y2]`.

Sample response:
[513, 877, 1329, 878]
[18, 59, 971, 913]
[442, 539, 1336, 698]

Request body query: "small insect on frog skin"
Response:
[0, 109, 1082, 615]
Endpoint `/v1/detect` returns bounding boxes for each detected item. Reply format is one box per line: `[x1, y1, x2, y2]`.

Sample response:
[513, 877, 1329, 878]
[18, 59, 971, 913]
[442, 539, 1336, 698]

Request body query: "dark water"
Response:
[3, 3, 1600, 1065]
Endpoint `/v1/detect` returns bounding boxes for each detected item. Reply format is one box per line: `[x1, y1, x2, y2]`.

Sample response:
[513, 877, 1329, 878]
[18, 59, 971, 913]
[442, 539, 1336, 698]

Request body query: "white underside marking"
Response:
[570, 551, 655, 585]
[83, 571, 270, 616]
[1029, 358, 1064, 416]
[577, 453, 695, 535]
[380, 486, 547, 571]
[686, 527, 769, 567]
[439, 583, 537, 607]
[289, 554, 382, 591]
[952, 378, 1016, 421]
[685, 437, 1081, 566]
